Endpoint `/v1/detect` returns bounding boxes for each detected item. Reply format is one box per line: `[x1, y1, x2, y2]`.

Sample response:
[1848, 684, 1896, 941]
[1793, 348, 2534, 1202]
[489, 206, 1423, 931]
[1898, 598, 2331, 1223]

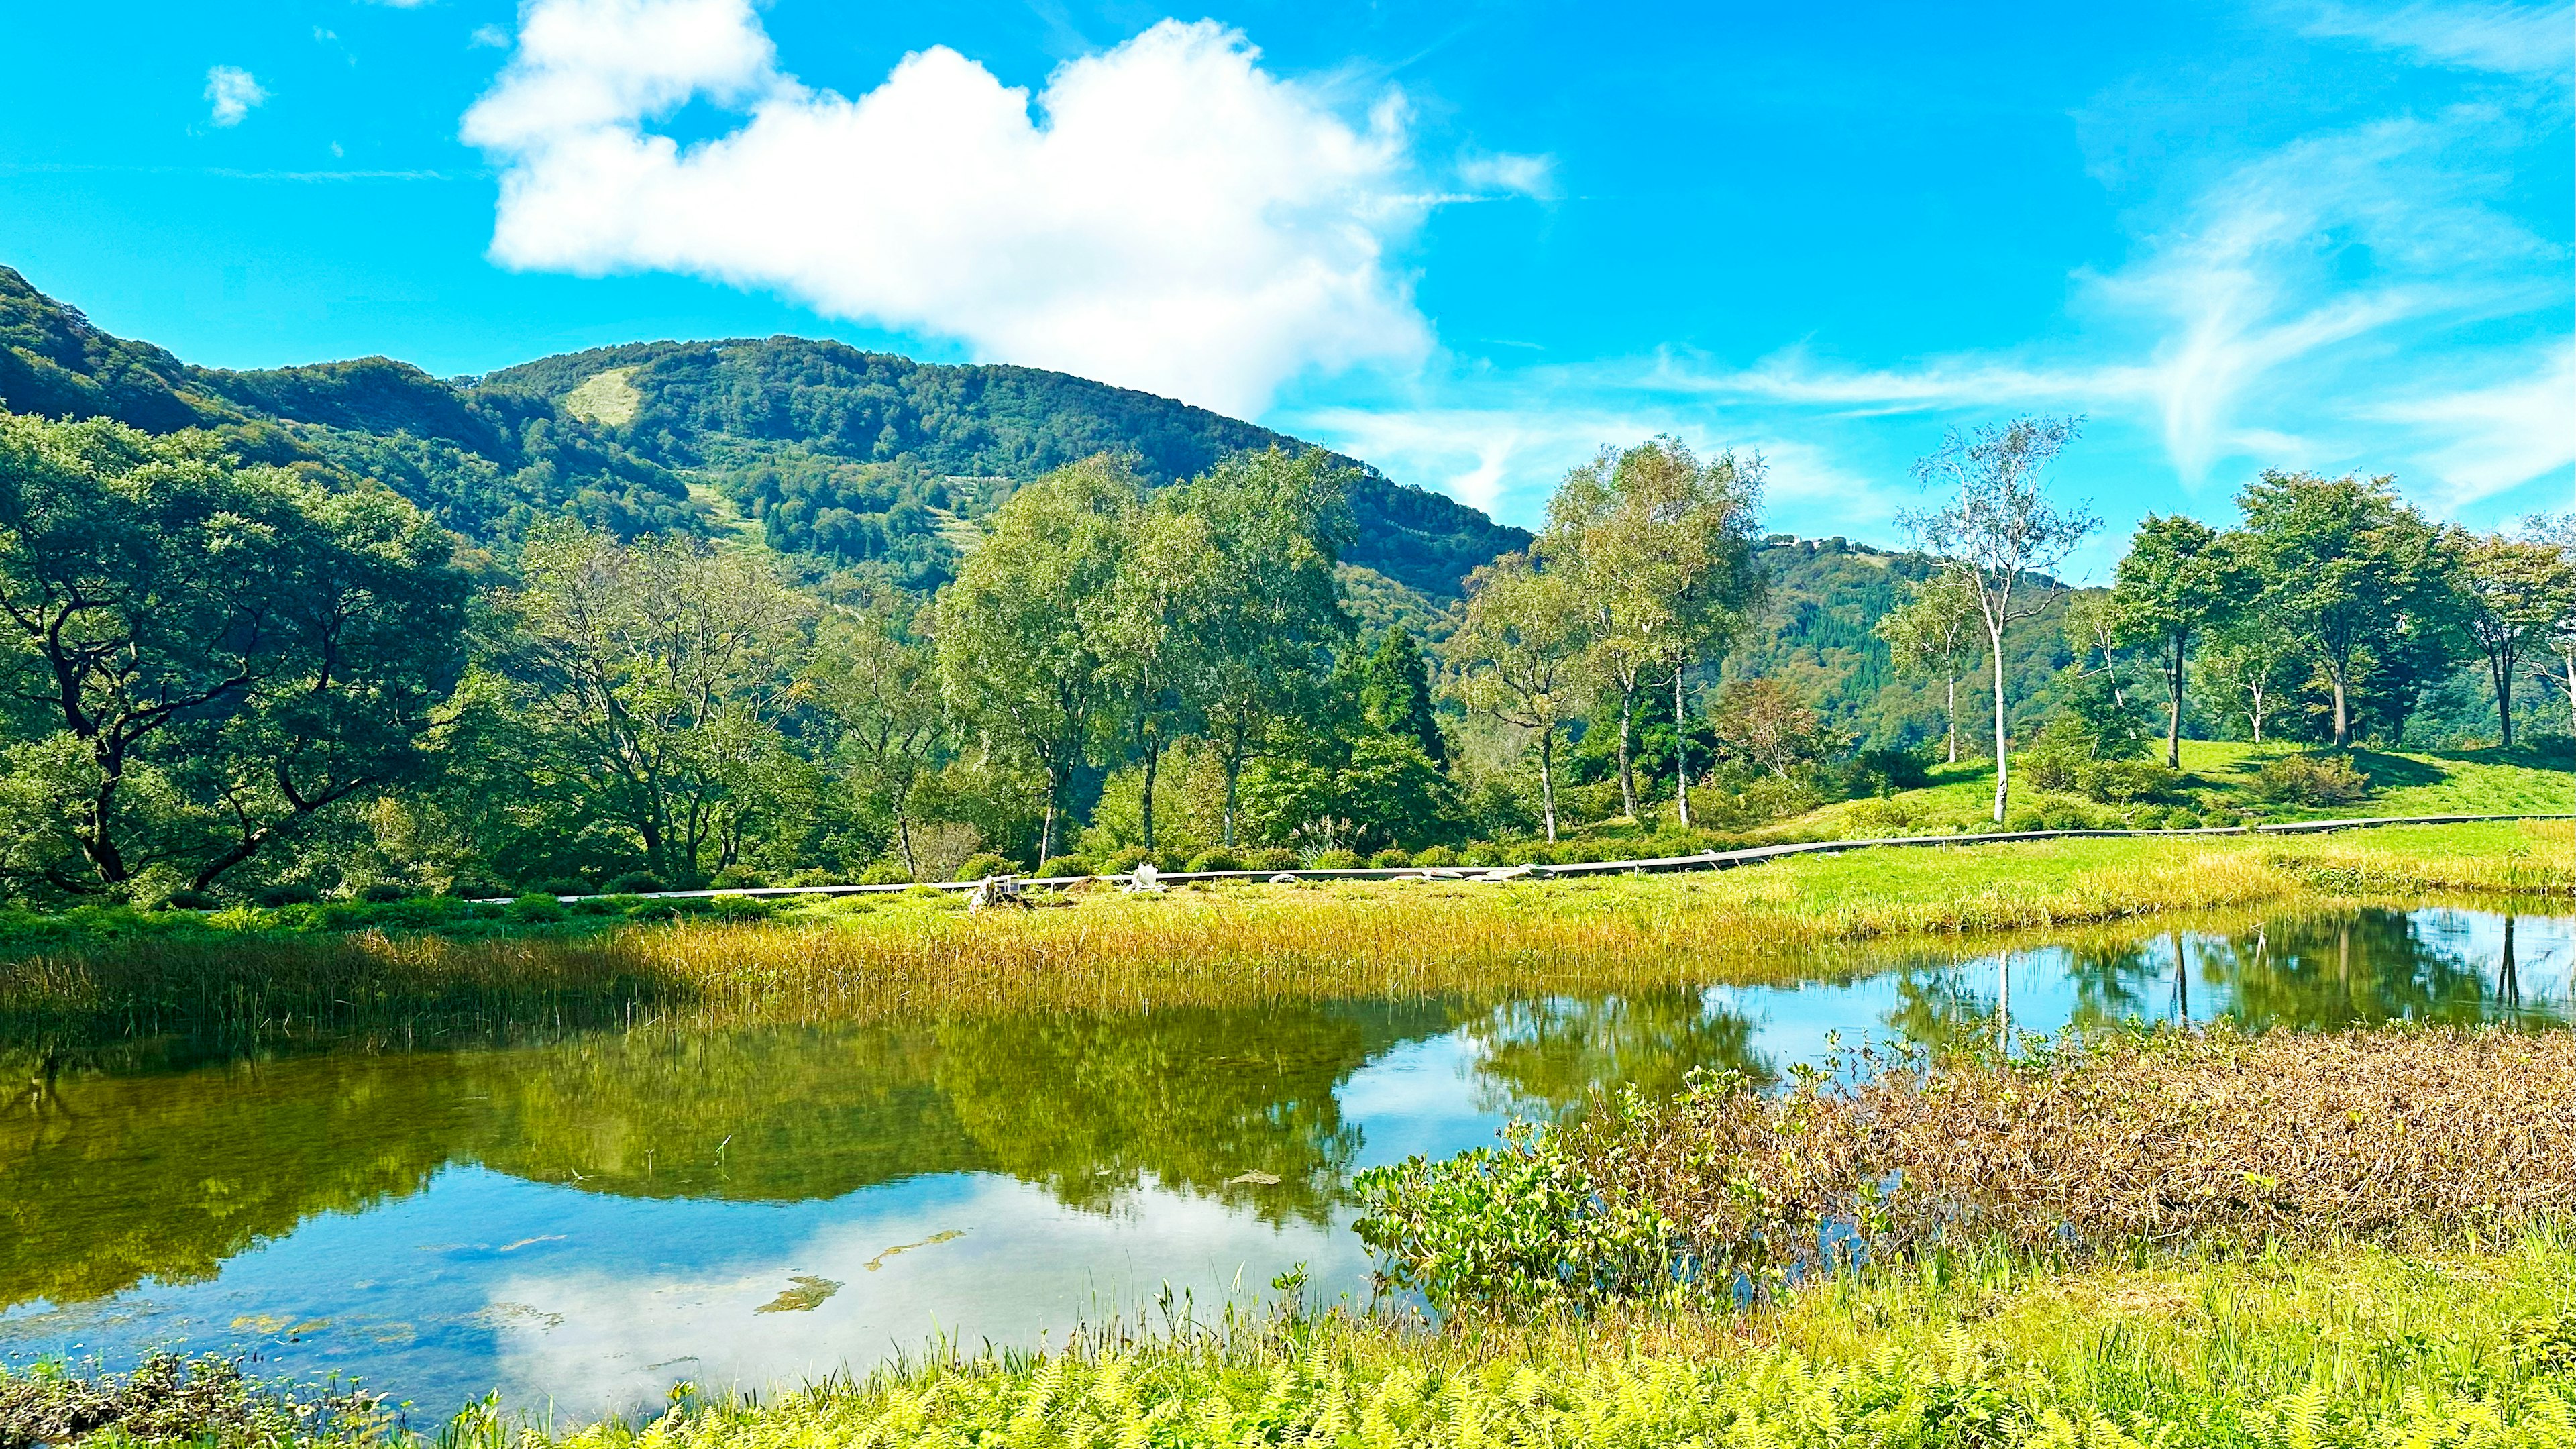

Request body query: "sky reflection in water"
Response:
[4, 905, 2566, 1419]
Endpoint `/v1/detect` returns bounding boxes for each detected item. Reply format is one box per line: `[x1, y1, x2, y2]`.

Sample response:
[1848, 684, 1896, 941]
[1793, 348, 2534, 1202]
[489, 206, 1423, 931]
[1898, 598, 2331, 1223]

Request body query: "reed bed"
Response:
[1356, 1025, 2576, 1313]
[2, 824, 2565, 1051]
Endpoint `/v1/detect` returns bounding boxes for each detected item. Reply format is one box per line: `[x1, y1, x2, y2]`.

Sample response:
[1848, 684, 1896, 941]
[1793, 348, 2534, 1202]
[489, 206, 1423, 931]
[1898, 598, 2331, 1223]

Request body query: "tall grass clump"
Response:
[1356, 1024, 2576, 1313]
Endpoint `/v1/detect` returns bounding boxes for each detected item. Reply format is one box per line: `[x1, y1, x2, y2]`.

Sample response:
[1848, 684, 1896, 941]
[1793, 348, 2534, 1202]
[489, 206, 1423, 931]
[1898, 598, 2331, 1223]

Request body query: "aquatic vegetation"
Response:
[493, 1236, 2576, 1449]
[1356, 1024, 2576, 1313]
[0, 1350, 392, 1449]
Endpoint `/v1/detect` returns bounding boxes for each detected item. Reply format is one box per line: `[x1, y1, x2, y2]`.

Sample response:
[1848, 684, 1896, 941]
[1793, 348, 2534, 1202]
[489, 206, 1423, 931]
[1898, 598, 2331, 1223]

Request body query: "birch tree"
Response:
[1446, 551, 1589, 843]
[1899, 416, 2097, 824]
[1874, 571, 1980, 763]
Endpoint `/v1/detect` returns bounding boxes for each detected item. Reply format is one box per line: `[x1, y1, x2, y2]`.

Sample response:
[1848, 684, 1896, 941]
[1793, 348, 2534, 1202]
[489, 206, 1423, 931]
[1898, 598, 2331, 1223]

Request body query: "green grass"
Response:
[1776, 738, 2573, 841]
[451, 1236, 2576, 1449]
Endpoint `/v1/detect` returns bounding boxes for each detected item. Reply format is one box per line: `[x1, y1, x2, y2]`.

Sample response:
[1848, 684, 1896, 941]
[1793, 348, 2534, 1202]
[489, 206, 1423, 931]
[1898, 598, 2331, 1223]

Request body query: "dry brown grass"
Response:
[1571, 1025, 2576, 1268]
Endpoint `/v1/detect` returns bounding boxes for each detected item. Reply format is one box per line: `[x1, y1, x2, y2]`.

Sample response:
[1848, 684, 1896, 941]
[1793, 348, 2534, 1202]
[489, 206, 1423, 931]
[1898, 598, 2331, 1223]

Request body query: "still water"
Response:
[4, 905, 2568, 1419]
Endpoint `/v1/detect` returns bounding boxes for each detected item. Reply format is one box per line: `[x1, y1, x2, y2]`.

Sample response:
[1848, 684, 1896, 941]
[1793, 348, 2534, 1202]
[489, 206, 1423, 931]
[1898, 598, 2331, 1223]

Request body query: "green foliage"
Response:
[951, 852, 1012, 882]
[1353, 1117, 1679, 1312]
[1183, 848, 1243, 873]
[2253, 751, 2374, 807]
[1035, 855, 1092, 879]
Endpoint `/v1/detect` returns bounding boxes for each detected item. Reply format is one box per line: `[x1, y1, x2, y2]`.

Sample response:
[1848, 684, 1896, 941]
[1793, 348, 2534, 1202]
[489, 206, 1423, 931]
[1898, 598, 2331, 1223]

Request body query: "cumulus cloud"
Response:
[2300, 1, 2576, 75]
[462, 0, 1434, 415]
[205, 66, 267, 127]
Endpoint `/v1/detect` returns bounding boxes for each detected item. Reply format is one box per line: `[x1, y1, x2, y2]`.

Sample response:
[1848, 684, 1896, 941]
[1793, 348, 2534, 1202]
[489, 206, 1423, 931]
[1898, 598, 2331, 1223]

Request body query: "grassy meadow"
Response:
[1762, 738, 2572, 842]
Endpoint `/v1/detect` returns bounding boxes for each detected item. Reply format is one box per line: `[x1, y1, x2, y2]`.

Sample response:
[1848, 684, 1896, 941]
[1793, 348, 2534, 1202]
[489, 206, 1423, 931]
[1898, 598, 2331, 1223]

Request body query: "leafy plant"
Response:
[2254, 751, 2372, 807]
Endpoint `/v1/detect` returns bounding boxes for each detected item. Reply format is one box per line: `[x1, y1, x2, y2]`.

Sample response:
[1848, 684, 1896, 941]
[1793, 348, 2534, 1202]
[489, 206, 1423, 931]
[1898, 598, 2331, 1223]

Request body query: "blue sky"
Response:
[2, 0, 2567, 577]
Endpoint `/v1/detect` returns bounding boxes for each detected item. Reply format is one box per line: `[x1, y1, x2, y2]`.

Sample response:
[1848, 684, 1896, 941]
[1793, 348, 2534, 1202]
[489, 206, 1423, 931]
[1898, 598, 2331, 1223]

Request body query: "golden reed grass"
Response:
[4, 823, 2566, 1045]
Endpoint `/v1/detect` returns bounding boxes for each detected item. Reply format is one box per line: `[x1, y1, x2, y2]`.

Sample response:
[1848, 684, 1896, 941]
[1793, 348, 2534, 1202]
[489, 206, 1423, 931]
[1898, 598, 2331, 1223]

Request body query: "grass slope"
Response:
[1772, 739, 2573, 841]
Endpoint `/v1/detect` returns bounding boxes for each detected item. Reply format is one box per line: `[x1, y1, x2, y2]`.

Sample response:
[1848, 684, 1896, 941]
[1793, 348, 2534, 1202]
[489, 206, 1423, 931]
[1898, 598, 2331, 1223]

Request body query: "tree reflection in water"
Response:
[1460, 989, 1769, 1120]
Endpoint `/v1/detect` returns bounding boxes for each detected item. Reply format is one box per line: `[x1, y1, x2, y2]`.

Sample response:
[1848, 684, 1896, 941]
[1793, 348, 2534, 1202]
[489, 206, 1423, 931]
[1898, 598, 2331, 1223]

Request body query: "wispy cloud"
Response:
[2299, 1, 2576, 75]
[2366, 343, 2576, 506]
[205, 66, 267, 127]
[1633, 105, 2566, 507]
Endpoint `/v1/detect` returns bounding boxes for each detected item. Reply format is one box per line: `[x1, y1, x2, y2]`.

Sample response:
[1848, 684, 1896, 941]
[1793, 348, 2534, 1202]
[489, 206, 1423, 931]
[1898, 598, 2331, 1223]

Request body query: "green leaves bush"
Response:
[2255, 751, 2373, 807]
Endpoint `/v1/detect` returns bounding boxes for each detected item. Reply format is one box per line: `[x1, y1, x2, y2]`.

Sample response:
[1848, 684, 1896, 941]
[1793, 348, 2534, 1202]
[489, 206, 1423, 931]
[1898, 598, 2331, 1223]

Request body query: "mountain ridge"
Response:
[0, 266, 1529, 598]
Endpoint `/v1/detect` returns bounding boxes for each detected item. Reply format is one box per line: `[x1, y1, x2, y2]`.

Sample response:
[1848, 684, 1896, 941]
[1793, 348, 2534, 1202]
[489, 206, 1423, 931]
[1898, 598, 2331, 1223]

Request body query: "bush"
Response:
[357, 882, 413, 903]
[952, 852, 1014, 882]
[254, 883, 319, 908]
[709, 894, 773, 920]
[784, 867, 843, 887]
[1184, 849, 1244, 873]
[1036, 855, 1093, 879]
[2253, 751, 2371, 807]
[1411, 845, 1460, 867]
[533, 877, 589, 898]
[605, 871, 669, 896]
[1250, 847, 1301, 872]
[506, 893, 568, 923]
[1368, 847, 1412, 868]
[2004, 807, 2046, 833]
[857, 861, 912, 885]
[2037, 800, 2096, 831]
[449, 873, 510, 902]
[1461, 842, 1506, 867]
[162, 890, 219, 912]
[2078, 758, 2176, 806]
[710, 865, 763, 890]
[1307, 848, 1364, 871]
[1097, 845, 1152, 874]
[1845, 746, 1933, 797]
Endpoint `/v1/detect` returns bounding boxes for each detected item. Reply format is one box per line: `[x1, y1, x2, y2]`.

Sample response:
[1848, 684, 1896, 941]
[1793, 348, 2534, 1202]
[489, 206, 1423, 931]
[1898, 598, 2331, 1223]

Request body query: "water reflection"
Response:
[1, 905, 2565, 1417]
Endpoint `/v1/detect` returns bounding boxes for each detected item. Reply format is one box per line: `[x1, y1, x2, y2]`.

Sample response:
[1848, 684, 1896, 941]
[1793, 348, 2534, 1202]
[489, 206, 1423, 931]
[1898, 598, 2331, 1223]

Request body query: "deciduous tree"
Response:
[2111, 513, 2224, 767]
[1875, 572, 1980, 763]
[1899, 415, 2098, 822]
[1446, 551, 1590, 842]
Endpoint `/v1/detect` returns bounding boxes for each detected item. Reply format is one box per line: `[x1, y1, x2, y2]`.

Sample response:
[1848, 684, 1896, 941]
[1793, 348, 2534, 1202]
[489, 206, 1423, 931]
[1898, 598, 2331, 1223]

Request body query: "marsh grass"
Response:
[3, 824, 2566, 1054]
[1354, 1025, 2576, 1316]
[485, 1234, 2576, 1449]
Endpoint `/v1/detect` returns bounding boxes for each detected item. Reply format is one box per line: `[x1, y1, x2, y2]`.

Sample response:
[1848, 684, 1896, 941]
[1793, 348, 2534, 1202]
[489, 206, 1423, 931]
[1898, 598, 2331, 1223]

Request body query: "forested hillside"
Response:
[0, 268, 1523, 600]
[482, 337, 1524, 596]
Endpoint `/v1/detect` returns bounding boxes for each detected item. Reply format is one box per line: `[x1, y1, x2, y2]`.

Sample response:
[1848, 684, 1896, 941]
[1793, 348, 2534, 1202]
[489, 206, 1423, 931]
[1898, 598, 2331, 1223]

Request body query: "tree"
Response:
[810, 586, 943, 881]
[1899, 416, 2098, 822]
[1874, 572, 1980, 763]
[1445, 551, 1590, 842]
[1543, 439, 1766, 820]
[936, 458, 1138, 863]
[2110, 513, 2224, 767]
[2451, 529, 2573, 751]
[1182, 449, 1352, 847]
[1707, 678, 1844, 780]
[2522, 513, 2576, 729]
[1108, 488, 1216, 855]
[1357, 626, 1445, 766]
[495, 521, 810, 884]
[2227, 471, 2454, 748]
[2194, 613, 2301, 745]
[2061, 593, 2129, 707]
[0, 414, 467, 897]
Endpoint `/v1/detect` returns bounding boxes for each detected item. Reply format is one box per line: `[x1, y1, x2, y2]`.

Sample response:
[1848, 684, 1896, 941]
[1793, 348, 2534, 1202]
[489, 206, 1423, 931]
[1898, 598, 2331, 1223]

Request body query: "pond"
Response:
[3, 904, 2567, 1421]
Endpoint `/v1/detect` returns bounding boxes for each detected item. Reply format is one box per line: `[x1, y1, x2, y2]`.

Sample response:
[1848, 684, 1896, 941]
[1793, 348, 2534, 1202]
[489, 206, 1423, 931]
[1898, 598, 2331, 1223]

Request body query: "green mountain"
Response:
[0, 266, 1527, 598]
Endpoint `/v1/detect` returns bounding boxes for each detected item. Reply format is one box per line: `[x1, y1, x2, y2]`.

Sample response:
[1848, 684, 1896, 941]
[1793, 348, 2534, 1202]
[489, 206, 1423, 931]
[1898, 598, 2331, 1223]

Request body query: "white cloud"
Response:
[205, 66, 268, 127]
[1457, 150, 1556, 201]
[469, 24, 511, 48]
[462, 0, 1433, 417]
[1642, 106, 2567, 506]
[2300, 1, 2576, 75]
[2366, 345, 2576, 506]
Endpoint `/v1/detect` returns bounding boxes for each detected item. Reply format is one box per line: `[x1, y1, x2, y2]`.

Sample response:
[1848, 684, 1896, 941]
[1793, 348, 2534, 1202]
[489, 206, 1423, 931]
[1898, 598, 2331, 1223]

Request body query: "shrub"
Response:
[357, 882, 413, 903]
[506, 893, 568, 923]
[710, 865, 763, 890]
[1097, 845, 1152, 874]
[533, 877, 589, 898]
[1036, 855, 1093, 879]
[1184, 849, 1244, 873]
[254, 883, 319, 908]
[784, 867, 843, 887]
[449, 873, 510, 902]
[2078, 758, 2175, 806]
[2037, 800, 2095, 832]
[952, 853, 1014, 881]
[2254, 751, 2371, 807]
[1845, 745, 1933, 797]
[857, 861, 912, 885]
[605, 871, 669, 896]
[1411, 845, 1460, 867]
[1369, 847, 1412, 868]
[1250, 847, 1301, 872]
[709, 894, 773, 920]
[1307, 849, 1364, 871]
[2004, 807, 2046, 833]
[2163, 806, 2202, 829]
[162, 890, 219, 912]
